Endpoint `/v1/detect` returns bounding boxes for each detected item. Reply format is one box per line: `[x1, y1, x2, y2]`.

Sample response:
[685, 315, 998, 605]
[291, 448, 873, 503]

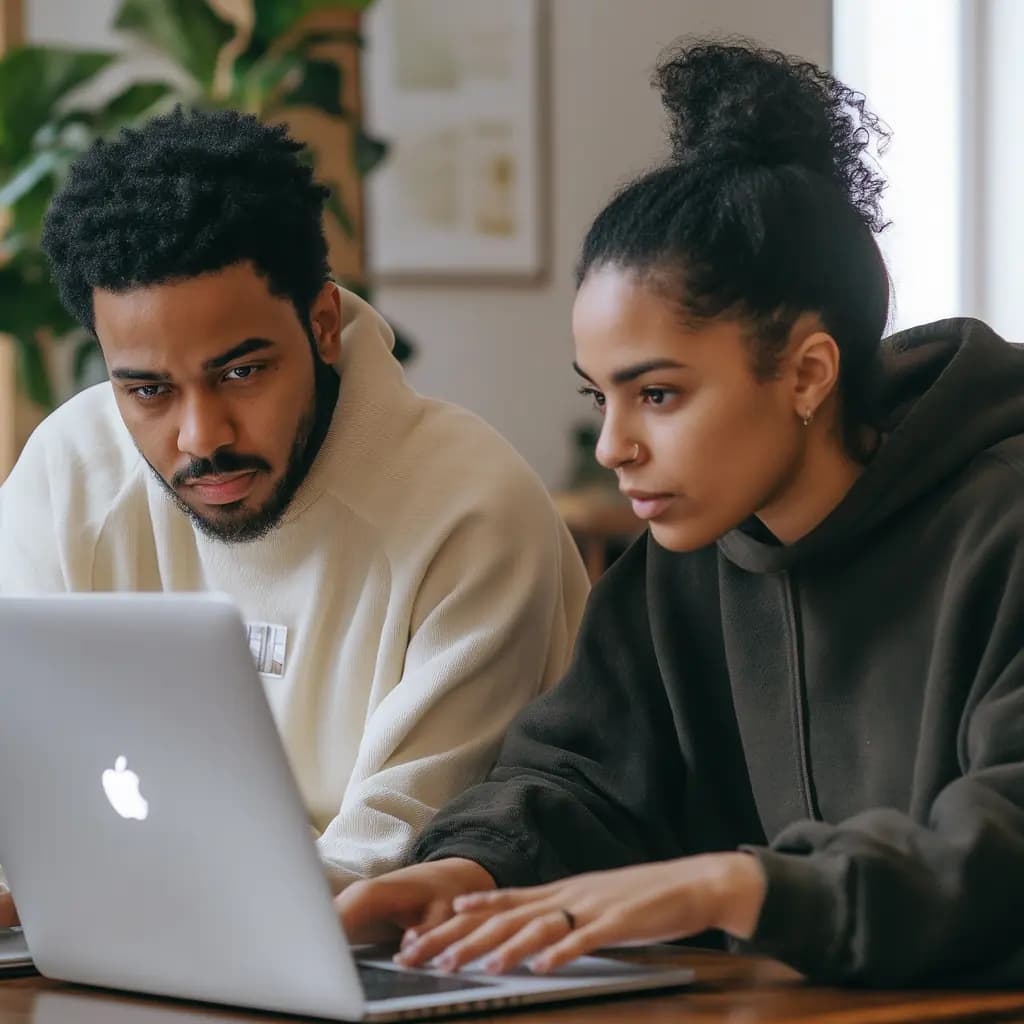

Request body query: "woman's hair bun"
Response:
[654, 38, 890, 232]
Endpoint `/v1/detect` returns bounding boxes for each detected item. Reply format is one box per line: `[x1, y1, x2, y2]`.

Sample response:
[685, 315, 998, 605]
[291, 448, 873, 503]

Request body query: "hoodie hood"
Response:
[719, 318, 1024, 573]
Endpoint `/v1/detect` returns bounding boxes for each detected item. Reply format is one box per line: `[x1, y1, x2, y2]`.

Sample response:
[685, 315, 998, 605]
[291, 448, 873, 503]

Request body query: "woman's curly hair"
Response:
[657, 39, 891, 232]
[577, 39, 893, 460]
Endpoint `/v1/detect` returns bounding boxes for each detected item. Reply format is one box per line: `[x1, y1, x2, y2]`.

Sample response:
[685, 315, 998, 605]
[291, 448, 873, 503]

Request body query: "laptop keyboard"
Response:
[356, 963, 494, 1002]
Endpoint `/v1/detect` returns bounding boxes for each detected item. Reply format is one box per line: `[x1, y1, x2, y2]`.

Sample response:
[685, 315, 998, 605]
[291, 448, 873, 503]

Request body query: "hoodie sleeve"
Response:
[0, 420, 74, 592]
[314, 479, 591, 889]
[412, 536, 689, 887]
[744, 498, 1024, 986]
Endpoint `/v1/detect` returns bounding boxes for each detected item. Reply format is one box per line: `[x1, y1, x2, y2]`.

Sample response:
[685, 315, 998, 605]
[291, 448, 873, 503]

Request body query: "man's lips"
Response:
[622, 490, 676, 520]
[184, 471, 258, 506]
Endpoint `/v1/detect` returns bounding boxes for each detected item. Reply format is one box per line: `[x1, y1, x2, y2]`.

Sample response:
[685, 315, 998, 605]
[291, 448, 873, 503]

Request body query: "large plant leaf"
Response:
[10, 331, 54, 408]
[0, 48, 114, 168]
[249, 0, 373, 55]
[0, 258, 79, 407]
[353, 128, 387, 177]
[0, 150, 59, 209]
[280, 60, 345, 116]
[230, 52, 302, 115]
[0, 258, 75, 338]
[114, 0, 234, 92]
[97, 81, 176, 128]
[325, 188, 354, 238]
[73, 335, 105, 388]
[4, 174, 54, 252]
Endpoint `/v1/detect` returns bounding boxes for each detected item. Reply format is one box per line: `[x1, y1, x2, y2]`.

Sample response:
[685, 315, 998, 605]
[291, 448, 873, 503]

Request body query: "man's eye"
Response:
[130, 384, 168, 401]
[224, 365, 261, 382]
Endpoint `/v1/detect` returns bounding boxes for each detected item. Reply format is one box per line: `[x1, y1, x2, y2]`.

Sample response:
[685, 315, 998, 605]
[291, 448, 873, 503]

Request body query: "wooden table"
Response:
[553, 487, 644, 581]
[3, 949, 1024, 1023]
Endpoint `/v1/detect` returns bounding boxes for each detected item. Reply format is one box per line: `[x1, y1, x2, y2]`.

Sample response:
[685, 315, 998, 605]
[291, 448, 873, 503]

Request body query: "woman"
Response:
[337, 40, 1024, 985]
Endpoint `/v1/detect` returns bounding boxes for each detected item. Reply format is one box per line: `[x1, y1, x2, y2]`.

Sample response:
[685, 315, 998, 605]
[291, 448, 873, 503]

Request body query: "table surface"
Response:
[3, 948, 1024, 1023]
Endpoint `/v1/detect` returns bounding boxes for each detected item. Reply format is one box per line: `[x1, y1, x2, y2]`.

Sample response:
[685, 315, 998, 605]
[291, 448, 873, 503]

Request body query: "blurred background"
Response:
[1, 0, 1021, 576]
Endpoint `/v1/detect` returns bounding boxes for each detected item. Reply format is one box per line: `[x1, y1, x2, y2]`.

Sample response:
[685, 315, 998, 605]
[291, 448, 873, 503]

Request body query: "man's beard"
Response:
[147, 358, 340, 544]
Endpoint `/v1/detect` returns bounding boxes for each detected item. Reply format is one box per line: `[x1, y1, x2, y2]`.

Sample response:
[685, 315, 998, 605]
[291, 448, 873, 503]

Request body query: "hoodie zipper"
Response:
[783, 572, 820, 820]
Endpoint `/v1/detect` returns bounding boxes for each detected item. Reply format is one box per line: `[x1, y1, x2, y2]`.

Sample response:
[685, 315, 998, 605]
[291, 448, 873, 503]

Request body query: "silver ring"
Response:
[559, 908, 576, 931]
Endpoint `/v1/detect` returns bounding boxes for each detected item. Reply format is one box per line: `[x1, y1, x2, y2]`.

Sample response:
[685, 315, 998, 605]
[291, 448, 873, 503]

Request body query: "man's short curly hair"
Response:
[41, 106, 331, 334]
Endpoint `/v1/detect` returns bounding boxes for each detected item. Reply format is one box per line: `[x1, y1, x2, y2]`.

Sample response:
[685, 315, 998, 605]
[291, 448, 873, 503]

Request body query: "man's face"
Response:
[94, 262, 341, 542]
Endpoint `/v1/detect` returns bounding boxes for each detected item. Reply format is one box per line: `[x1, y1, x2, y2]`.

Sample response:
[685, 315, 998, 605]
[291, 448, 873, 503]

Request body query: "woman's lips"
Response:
[624, 492, 675, 520]
[186, 471, 258, 506]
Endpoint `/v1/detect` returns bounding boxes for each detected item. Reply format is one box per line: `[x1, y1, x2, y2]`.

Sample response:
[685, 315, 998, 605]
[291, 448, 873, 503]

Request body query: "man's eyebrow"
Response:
[109, 367, 171, 382]
[573, 358, 688, 385]
[202, 337, 276, 371]
[109, 338, 276, 382]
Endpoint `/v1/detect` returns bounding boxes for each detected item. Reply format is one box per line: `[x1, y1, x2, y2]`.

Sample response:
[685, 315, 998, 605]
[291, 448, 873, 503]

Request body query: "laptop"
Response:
[0, 594, 694, 1020]
[0, 927, 32, 975]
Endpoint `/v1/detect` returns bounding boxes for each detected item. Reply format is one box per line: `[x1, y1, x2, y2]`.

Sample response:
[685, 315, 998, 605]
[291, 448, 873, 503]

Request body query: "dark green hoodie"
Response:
[414, 318, 1024, 986]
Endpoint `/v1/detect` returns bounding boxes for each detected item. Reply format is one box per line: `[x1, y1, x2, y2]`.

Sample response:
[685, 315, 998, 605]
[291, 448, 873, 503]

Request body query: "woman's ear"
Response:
[789, 327, 840, 421]
[310, 282, 342, 365]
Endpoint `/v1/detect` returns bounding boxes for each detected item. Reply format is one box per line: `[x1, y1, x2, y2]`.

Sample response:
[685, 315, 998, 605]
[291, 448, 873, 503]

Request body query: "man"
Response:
[0, 108, 589, 924]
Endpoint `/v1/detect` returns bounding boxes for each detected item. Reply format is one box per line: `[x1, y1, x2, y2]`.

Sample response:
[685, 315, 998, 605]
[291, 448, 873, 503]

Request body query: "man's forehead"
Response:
[94, 279, 294, 358]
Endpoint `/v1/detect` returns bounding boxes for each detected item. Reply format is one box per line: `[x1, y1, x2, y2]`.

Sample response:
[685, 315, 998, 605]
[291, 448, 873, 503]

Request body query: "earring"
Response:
[802, 409, 814, 427]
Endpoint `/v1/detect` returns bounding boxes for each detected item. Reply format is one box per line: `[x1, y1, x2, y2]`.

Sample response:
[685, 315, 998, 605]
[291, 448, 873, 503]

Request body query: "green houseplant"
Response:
[0, 0, 398, 411]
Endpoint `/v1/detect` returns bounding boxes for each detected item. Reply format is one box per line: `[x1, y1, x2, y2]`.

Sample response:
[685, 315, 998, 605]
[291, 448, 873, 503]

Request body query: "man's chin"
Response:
[173, 491, 284, 544]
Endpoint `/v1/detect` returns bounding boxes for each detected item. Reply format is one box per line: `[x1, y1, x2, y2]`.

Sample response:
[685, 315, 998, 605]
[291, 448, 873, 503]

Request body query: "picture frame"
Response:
[363, 0, 547, 283]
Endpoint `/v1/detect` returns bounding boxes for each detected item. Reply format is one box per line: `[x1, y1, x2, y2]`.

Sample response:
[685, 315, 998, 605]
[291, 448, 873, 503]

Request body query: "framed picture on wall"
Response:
[363, 0, 547, 283]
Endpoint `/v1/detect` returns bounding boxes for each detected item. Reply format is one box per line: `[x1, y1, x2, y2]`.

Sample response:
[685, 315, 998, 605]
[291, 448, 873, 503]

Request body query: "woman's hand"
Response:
[394, 852, 766, 975]
[335, 858, 496, 946]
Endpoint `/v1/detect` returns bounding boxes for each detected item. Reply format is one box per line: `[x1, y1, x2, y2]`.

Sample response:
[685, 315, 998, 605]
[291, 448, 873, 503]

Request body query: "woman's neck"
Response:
[756, 428, 871, 545]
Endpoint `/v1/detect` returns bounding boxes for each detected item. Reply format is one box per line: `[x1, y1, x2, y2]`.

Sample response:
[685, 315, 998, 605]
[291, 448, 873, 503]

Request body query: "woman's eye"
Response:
[642, 387, 675, 406]
[577, 386, 606, 411]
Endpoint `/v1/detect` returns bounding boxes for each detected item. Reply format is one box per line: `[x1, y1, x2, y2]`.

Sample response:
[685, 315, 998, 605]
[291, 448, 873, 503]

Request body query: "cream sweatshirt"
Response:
[0, 288, 590, 888]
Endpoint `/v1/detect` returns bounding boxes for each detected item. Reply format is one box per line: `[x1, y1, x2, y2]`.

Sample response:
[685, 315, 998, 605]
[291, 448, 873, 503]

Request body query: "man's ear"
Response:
[310, 281, 342, 365]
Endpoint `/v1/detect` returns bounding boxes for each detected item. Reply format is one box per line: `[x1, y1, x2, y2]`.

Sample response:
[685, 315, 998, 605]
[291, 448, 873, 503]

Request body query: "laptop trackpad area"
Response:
[356, 962, 495, 1001]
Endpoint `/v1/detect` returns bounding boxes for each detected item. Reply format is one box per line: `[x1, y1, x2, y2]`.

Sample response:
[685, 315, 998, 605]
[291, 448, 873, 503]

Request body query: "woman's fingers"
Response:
[531, 917, 622, 974]
[400, 898, 458, 950]
[433, 906, 565, 973]
[394, 911, 489, 968]
[453, 884, 551, 914]
[474, 911, 579, 974]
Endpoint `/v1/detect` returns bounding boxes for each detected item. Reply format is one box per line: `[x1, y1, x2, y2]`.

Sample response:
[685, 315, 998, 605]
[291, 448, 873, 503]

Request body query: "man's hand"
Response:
[335, 858, 496, 946]
[0, 889, 19, 929]
[394, 852, 766, 975]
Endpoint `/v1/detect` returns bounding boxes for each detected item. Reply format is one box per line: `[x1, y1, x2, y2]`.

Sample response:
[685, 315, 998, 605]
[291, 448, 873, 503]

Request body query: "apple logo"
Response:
[101, 756, 149, 821]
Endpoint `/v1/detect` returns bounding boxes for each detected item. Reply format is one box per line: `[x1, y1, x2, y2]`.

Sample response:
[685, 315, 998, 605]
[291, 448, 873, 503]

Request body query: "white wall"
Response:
[28, 0, 120, 47]
[833, 0, 965, 333]
[981, 0, 1024, 342]
[28, 0, 830, 486]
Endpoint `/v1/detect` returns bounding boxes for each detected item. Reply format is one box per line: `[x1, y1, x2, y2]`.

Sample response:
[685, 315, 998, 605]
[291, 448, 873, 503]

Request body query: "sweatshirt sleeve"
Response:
[411, 536, 689, 888]
[0, 421, 73, 592]
[744, 651, 1024, 986]
[315, 484, 591, 888]
[743, 488, 1024, 987]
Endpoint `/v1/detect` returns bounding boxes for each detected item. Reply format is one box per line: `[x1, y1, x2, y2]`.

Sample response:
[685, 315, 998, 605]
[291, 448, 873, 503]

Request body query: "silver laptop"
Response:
[0, 927, 31, 973]
[0, 594, 694, 1020]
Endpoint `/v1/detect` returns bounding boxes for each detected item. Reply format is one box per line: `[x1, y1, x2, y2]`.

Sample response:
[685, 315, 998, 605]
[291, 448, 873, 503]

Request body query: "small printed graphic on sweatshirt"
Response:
[246, 622, 288, 678]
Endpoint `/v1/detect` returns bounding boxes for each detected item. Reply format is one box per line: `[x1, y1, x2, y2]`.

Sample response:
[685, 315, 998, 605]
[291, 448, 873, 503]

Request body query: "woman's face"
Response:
[572, 266, 822, 552]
